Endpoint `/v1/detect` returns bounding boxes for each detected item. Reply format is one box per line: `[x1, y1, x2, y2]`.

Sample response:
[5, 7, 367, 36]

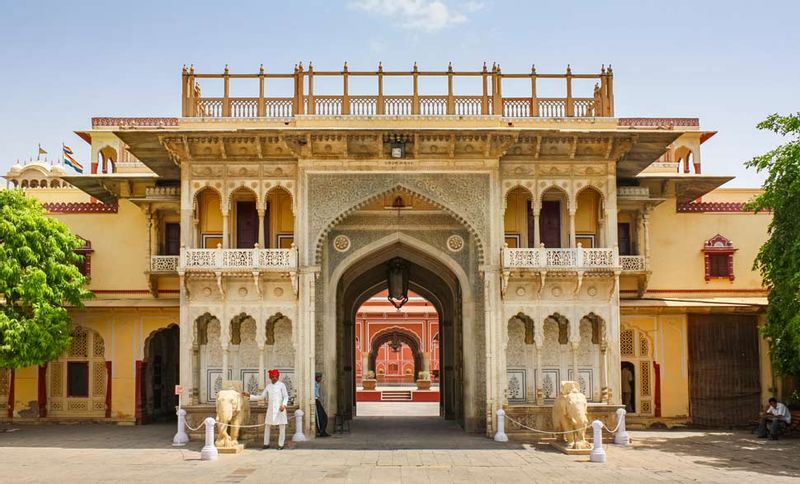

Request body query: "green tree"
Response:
[0, 189, 92, 368]
[746, 113, 800, 376]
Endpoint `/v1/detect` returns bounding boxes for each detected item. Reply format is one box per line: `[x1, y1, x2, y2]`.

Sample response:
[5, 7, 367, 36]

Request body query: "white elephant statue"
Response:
[552, 381, 591, 449]
[215, 380, 250, 448]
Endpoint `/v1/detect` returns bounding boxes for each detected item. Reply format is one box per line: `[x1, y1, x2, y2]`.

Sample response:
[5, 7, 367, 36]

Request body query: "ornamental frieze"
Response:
[306, 173, 491, 263]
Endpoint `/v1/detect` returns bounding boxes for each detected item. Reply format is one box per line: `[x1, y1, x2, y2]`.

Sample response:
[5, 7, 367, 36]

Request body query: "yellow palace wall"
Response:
[3, 187, 179, 422]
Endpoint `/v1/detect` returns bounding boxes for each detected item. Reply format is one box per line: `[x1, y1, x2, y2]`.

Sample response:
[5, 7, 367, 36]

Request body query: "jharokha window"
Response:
[702, 234, 736, 281]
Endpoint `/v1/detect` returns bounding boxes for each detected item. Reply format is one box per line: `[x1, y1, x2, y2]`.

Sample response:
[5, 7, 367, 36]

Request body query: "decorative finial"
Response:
[607, 64, 613, 74]
[298, 61, 303, 70]
[566, 64, 572, 75]
[182, 64, 187, 74]
[448, 61, 453, 72]
[224, 64, 229, 74]
[189, 64, 195, 74]
[413, 61, 418, 72]
[482, 61, 487, 72]
[378, 61, 383, 72]
[531, 64, 536, 74]
[259, 64, 264, 74]
[308, 61, 313, 71]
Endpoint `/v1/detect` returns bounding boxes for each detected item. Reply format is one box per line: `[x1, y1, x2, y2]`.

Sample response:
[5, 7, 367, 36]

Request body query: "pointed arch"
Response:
[544, 312, 570, 344]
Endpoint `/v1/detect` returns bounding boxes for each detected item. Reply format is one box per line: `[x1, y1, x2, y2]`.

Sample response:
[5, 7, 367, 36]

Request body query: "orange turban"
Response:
[268, 369, 280, 379]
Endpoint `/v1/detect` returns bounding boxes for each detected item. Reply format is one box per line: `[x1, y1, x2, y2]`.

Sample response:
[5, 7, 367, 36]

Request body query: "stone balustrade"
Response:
[502, 246, 619, 271]
[150, 255, 179, 273]
[619, 255, 647, 272]
[181, 247, 297, 272]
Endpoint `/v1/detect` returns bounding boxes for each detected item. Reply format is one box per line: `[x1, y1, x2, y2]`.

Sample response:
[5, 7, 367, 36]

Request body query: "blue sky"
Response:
[0, 0, 798, 186]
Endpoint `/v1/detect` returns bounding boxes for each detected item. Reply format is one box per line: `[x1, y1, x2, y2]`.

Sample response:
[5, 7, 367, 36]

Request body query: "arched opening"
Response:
[335, 241, 465, 428]
[539, 186, 569, 248]
[142, 324, 180, 423]
[620, 326, 653, 415]
[98, 146, 117, 174]
[353, 290, 439, 416]
[229, 186, 259, 249]
[195, 187, 223, 248]
[265, 186, 295, 248]
[503, 186, 533, 248]
[575, 186, 603, 248]
[621, 361, 636, 413]
[20, 179, 28, 188]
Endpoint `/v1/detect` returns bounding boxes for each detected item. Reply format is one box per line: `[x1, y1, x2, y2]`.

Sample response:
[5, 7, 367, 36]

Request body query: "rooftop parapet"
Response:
[181, 63, 614, 119]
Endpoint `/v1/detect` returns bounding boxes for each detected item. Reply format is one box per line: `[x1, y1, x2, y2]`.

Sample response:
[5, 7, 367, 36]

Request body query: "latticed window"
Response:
[620, 330, 634, 356]
[49, 326, 106, 417]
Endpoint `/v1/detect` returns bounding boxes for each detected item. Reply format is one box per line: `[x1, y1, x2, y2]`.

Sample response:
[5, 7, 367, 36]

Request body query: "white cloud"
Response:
[349, 0, 483, 33]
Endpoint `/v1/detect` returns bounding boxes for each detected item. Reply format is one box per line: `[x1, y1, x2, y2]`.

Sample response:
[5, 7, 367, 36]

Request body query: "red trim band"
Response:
[43, 202, 118, 214]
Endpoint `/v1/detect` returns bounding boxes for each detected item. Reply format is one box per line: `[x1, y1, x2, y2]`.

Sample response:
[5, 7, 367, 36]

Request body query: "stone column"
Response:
[605, 167, 619, 248]
[258, 344, 265, 390]
[257, 208, 266, 248]
[422, 352, 431, 372]
[535, 342, 544, 405]
[532, 202, 541, 247]
[642, 209, 651, 267]
[178, 273, 192, 407]
[222, 344, 229, 380]
[568, 208, 577, 248]
[222, 212, 230, 249]
[526, 343, 536, 403]
[191, 343, 200, 405]
[569, 320, 580, 382]
[599, 341, 609, 403]
[296, 269, 318, 437]
[361, 351, 370, 382]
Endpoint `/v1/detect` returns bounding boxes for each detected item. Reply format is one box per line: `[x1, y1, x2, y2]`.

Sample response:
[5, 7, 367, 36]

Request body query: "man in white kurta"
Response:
[248, 369, 289, 449]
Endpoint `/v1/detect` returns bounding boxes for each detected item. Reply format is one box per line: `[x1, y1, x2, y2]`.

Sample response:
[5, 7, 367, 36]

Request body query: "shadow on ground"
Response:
[632, 429, 800, 479]
[0, 417, 524, 451]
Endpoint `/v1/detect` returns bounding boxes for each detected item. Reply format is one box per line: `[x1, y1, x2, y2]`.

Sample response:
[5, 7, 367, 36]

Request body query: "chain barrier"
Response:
[184, 419, 275, 431]
[503, 414, 622, 436]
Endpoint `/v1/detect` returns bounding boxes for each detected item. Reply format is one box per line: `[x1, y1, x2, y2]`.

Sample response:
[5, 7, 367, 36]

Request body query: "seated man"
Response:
[756, 397, 791, 440]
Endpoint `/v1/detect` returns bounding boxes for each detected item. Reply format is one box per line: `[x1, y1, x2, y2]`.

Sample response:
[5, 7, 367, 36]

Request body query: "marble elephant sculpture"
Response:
[552, 381, 591, 449]
[215, 389, 251, 448]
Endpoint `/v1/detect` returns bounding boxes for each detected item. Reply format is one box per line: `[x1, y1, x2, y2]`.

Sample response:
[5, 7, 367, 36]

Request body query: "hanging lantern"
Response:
[387, 257, 409, 310]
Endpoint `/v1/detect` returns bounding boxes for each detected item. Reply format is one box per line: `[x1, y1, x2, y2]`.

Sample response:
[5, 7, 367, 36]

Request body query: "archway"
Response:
[142, 324, 180, 423]
[333, 238, 466, 427]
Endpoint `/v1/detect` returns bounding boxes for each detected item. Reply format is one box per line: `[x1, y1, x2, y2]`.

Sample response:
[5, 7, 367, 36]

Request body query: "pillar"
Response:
[531, 202, 541, 247]
[571, 342, 579, 381]
[526, 344, 536, 403]
[178, 274, 192, 407]
[221, 344, 229, 380]
[191, 343, 200, 405]
[600, 342, 609, 403]
[222, 212, 230, 249]
[605, 167, 619, 248]
[258, 344, 266, 391]
[535, 343, 544, 404]
[361, 351, 370, 381]
[422, 352, 431, 372]
[257, 208, 266, 248]
[568, 208, 577, 248]
[297, 269, 318, 437]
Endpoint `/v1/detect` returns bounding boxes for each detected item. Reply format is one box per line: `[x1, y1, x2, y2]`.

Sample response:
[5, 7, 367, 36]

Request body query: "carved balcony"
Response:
[501, 246, 620, 297]
[619, 255, 647, 273]
[150, 255, 179, 273]
[181, 247, 297, 272]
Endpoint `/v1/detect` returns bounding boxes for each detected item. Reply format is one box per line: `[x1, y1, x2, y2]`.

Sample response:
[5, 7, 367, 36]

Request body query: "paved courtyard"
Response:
[1, 417, 799, 483]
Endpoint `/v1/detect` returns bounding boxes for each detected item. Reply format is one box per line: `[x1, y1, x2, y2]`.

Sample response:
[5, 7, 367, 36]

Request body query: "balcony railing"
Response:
[182, 63, 615, 119]
[619, 255, 647, 272]
[502, 246, 618, 271]
[150, 255, 179, 273]
[181, 247, 297, 271]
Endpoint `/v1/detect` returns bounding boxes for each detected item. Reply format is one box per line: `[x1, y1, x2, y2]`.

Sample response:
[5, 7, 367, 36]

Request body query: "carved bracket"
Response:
[574, 271, 584, 295]
[500, 270, 510, 299]
[215, 271, 225, 297]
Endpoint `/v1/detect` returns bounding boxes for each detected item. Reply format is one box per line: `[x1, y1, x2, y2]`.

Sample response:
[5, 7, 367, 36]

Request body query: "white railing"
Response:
[619, 255, 646, 272]
[182, 247, 297, 271]
[150, 255, 179, 272]
[503, 246, 619, 271]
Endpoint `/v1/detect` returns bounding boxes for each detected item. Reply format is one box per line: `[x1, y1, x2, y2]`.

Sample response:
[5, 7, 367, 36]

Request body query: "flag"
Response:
[38, 145, 47, 155]
[63, 144, 83, 173]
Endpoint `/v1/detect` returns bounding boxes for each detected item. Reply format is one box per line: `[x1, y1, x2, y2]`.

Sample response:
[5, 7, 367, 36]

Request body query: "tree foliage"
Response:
[745, 113, 800, 376]
[0, 190, 92, 368]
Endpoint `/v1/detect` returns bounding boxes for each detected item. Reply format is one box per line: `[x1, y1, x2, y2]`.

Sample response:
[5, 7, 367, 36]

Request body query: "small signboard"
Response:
[175, 385, 184, 396]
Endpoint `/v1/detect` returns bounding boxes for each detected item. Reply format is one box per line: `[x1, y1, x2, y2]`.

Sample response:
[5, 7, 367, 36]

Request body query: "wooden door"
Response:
[539, 200, 561, 248]
[618, 223, 632, 256]
[236, 201, 258, 249]
[164, 223, 180, 255]
[688, 314, 761, 427]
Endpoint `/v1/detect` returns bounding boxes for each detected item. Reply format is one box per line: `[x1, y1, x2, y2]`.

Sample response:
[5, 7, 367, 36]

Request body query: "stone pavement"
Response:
[1, 417, 799, 483]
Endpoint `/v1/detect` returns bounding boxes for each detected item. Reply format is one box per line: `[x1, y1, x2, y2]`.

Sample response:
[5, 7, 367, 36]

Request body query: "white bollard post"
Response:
[589, 420, 606, 463]
[494, 409, 509, 442]
[172, 408, 190, 446]
[614, 408, 630, 446]
[292, 409, 307, 442]
[200, 417, 218, 461]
